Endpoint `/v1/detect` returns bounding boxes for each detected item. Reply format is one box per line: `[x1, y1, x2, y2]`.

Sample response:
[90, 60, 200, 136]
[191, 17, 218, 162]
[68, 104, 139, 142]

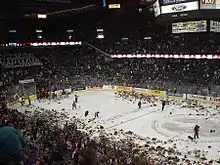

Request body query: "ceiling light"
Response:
[37, 14, 47, 19]
[9, 30, 16, 33]
[36, 30, 42, 33]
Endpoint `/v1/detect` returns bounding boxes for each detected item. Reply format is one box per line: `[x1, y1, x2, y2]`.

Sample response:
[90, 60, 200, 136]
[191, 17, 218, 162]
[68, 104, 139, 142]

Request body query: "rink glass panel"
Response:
[6, 81, 36, 102]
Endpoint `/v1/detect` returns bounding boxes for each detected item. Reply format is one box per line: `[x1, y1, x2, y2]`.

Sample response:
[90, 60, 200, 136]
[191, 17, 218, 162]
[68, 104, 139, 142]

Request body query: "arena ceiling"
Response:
[0, 0, 154, 19]
[0, 0, 156, 43]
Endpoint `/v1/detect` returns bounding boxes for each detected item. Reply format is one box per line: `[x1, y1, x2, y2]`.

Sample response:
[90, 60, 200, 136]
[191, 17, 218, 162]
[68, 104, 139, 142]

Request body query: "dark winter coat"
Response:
[0, 126, 24, 163]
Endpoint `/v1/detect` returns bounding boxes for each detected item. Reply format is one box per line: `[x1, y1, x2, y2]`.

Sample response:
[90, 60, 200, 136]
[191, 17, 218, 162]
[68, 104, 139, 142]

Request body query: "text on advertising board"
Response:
[160, 0, 194, 5]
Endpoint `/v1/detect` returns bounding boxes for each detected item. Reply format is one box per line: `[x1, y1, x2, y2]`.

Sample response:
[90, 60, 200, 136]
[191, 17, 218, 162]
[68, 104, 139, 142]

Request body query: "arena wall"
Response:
[8, 85, 220, 108]
[86, 85, 220, 105]
[8, 94, 37, 108]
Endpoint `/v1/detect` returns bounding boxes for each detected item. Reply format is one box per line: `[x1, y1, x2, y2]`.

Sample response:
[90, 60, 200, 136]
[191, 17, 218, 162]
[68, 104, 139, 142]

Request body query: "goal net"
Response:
[18, 79, 37, 101]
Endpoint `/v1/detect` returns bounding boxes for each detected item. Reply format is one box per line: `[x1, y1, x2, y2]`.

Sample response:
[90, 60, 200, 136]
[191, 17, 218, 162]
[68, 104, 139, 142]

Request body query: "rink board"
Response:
[8, 85, 220, 109]
[85, 85, 220, 105]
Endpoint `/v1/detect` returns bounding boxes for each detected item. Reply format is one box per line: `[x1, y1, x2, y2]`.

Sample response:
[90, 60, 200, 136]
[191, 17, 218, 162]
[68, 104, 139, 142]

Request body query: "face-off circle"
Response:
[152, 114, 220, 142]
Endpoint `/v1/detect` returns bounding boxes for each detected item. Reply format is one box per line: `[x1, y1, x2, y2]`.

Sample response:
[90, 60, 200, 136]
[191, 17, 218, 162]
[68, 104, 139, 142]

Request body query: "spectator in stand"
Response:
[0, 126, 25, 165]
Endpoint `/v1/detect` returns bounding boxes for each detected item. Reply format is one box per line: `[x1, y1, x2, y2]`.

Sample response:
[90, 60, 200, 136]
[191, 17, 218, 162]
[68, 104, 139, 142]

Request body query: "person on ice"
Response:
[75, 94, 78, 103]
[72, 100, 77, 110]
[19, 97, 24, 106]
[95, 111, 100, 118]
[28, 96, 31, 106]
[194, 125, 199, 139]
[85, 111, 89, 117]
[161, 100, 166, 111]
[138, 100, 142, 109]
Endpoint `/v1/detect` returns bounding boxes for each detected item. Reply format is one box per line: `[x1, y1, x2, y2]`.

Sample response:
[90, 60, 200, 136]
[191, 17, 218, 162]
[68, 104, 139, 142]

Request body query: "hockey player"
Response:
[194, 125, 199, 139]
[51, 91, 55, 100]
[75, 94, 79, 103]
[161, 100, 166, 111]
[28, 96, 31, 106]
[94, 111, 100, 118]
[19, 97, 25, 106]
[62, 89, 65, 95]
[85, 111, 89, 117]
[138, 100, 142, 109]
[72, 100, 77, 110]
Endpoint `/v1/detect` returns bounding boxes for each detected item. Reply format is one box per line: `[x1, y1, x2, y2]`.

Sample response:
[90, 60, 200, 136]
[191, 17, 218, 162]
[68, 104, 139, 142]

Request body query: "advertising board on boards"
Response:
[145, 90, 166, 97]
[167, 91, 183, 97]
[86, 86, 103, 90]
[133, 88, 148, 94]
[115, 86, 133, 92]
[184, 93, 220, 104]
[103, 85, 115, 90]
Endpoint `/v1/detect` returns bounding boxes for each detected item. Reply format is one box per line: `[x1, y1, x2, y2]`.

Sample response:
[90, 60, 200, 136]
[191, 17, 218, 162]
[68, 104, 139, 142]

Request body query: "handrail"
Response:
[87, 44, 111, 58]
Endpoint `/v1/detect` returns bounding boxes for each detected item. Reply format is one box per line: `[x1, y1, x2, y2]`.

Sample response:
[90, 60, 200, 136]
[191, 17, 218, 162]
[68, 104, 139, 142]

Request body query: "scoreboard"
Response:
[154, 0, 220, 21]
[210, 20, 220, 32]
[160, 1, 198, 14]
[158, 0, 198, 14]
[172, 20, 207, 33]
[200, 0, 220, 9]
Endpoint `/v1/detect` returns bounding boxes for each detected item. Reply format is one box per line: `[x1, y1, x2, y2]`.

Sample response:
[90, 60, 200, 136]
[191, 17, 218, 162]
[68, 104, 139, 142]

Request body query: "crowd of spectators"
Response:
[2, 104, 194, 165]
[95, 33, 220, 55]
[1, 35, 220, 98]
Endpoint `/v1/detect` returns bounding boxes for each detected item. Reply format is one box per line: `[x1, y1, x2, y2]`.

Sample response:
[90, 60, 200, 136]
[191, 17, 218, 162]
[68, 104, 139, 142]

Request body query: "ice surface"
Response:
[19, 91, 220, 163]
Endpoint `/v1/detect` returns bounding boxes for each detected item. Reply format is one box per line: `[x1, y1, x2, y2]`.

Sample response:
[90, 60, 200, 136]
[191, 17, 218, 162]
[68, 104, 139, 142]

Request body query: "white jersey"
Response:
[19, 97, 23, 102]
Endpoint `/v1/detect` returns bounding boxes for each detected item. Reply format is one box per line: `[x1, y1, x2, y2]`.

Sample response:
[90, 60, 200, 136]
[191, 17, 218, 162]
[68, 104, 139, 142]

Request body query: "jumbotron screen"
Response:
[200, 0, 220, 9]
[172, 20, 207, 33]
[210, 20, 220, 32]
[159, 0, 199, 14]
[153, 0, 161, 17]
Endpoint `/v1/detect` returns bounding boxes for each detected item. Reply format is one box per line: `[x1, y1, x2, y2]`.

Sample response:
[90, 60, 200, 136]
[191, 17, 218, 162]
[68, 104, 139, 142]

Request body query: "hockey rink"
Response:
[18, 91, 220, 162]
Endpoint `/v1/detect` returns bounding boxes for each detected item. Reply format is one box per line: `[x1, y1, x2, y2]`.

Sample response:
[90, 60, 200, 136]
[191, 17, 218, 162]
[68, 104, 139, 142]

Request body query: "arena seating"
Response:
[1, 39, 220, 97]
